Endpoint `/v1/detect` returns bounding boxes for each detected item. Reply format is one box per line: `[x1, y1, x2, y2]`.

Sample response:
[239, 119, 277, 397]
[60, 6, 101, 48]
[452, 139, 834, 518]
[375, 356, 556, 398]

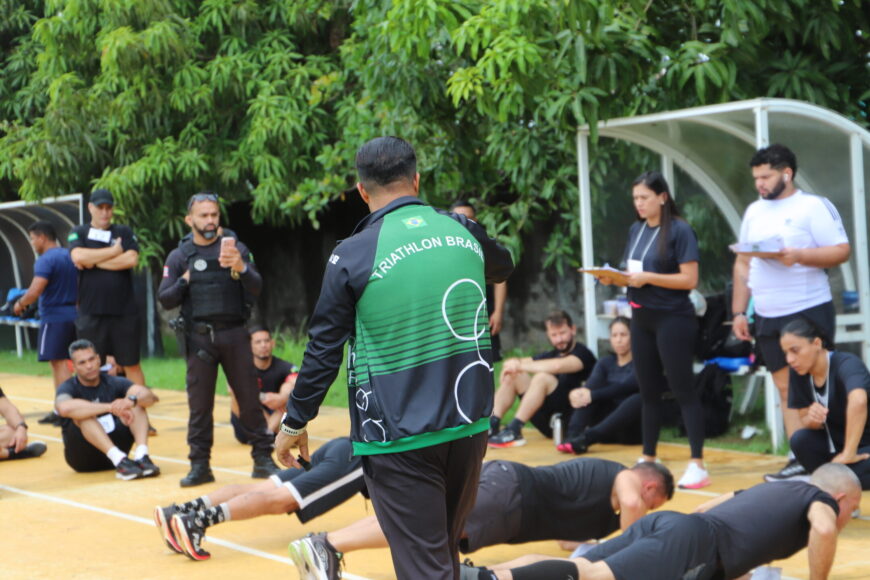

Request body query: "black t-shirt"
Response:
[513, 458, 624, 542]
[586, 355, 638, 404]
[68, 223, 140, 315]
[533, 342, 597, 393]
[622, 219, 699, 312]
[257, 356, 299, 394]
[788, 351, 870, 449]
[701, 481, 839, 579]
[56, 373, 133, 403]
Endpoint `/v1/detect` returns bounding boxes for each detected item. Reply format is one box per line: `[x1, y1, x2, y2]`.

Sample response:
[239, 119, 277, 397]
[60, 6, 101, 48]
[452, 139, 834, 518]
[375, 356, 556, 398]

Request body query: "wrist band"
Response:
[280, 412, 306, 437]
[733, 312, 746, 318]
[280, 423, 306, 437]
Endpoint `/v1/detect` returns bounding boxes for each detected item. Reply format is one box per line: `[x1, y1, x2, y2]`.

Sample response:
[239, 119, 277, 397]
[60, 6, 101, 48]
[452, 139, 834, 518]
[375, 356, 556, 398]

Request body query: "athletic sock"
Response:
[489, 415, 501, 433]
[507, 417, 524, 435]
[201, 504, 229, 527]
[106, 446, 127, 466]
[179, 496, 211, 514]
[787, 450, 796, 461]
[133, 444, 149, 461]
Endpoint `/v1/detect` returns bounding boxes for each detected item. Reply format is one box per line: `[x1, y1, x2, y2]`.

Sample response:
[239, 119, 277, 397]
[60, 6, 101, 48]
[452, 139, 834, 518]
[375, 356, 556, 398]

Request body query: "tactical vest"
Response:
[179, 234, 250, 323]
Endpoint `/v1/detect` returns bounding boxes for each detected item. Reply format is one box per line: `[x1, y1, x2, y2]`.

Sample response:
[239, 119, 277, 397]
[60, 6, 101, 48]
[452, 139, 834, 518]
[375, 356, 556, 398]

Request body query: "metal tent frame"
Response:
[578, 98, 870, 362]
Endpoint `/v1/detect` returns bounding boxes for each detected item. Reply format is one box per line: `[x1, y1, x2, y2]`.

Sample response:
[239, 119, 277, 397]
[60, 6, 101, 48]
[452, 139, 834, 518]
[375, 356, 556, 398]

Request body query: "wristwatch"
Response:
[733, 312, 746, 319]
[16, 421, 27, 430]
[128, 395, 138, 407]
[280, 412, 306, 437]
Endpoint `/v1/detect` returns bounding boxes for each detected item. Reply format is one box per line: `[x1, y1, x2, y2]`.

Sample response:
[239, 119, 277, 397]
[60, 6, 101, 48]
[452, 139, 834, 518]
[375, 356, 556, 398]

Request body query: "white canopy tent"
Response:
[577, 98, 870, 362]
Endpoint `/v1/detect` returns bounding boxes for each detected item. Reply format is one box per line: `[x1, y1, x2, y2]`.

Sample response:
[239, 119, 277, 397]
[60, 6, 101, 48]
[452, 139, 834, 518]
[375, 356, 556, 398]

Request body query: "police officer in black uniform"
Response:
[158, 192, 278, 487]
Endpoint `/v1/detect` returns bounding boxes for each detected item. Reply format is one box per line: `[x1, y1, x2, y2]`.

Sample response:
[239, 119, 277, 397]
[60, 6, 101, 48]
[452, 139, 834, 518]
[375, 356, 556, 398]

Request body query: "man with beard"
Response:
[228, 326, 298, 442]
[731, 144, 851, 482]
[489, 310, 597, 448]
[158, 193, 279, 487]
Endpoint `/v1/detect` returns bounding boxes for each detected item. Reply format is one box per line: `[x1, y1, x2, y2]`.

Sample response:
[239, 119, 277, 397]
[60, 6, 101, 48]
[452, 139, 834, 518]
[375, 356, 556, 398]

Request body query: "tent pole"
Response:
[578, 130, 598, 355]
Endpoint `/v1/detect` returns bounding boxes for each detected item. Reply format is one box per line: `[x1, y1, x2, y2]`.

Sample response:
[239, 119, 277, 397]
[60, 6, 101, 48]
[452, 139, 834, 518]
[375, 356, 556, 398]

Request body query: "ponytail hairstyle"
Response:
[780, 317, 834, 350]
[632, 171, 681, 259]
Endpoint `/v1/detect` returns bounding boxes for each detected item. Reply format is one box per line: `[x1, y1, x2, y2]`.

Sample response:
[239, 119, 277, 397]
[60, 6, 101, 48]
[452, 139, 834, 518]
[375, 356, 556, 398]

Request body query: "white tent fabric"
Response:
[578, 98, 870, 361]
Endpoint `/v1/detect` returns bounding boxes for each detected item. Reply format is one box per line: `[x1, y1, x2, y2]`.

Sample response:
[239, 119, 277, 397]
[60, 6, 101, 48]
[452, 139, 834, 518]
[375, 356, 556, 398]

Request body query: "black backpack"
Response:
[679, 364, 733, 438]
[695, 291, 752, 360]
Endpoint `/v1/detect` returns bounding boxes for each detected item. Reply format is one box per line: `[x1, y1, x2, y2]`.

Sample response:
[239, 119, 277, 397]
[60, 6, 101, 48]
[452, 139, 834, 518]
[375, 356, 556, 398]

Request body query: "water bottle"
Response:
[551, 413, 563, 446]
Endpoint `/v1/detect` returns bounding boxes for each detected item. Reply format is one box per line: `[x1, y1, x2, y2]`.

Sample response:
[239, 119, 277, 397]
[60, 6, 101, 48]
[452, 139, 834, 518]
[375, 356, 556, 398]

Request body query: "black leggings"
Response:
[566, 393, 642, 445]
[631, 307, 704, 458]
[791, 429, 870, 490]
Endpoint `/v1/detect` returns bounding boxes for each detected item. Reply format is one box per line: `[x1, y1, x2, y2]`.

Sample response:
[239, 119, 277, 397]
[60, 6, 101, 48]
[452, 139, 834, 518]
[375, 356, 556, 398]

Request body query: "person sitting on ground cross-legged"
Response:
[0, 385, 47, 461]
[227, 326, 298, 442]
[489, 310, 597, 448]
[287, 458, 673, 580]
[55, 339, 160, 480]
[558, 316, 641, 455]
[155, 437, 365, 562]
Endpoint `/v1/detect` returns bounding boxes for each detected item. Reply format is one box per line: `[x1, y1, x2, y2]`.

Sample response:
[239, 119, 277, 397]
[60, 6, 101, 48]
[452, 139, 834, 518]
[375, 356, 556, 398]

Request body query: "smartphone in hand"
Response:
[220, 236, 236, 251]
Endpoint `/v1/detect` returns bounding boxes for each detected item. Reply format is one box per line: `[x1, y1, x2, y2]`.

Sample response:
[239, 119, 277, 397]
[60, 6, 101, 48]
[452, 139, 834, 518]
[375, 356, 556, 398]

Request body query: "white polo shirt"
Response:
[739, 190, 849, 317]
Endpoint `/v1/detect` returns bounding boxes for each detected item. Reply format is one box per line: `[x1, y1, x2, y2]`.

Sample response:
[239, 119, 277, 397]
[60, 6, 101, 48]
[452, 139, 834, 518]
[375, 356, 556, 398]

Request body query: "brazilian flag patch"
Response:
[402, 216, 426, 229]
[67, 232, 79, 242]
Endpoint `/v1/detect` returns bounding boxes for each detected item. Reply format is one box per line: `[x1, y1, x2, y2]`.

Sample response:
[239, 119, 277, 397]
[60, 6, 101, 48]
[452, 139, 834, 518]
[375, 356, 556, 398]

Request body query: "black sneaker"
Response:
[116, 457, 145, 480]
[154, 504, 184, 554]
[288, 532, 342, 580]
[172, 513, 210, 561]
[9, 441, 47, 459]
[37, 411, 57, 424]
[764, 458, 810, 482]
[136, 455, 160, 478]
[180, 463, 214, 487]
[251, 454, 280, 479]
[487, 428, 526, 448]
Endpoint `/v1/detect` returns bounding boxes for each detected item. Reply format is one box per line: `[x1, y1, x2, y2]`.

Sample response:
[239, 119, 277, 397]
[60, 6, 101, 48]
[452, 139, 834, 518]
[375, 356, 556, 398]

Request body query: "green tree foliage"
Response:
[0, 0, 867, 271]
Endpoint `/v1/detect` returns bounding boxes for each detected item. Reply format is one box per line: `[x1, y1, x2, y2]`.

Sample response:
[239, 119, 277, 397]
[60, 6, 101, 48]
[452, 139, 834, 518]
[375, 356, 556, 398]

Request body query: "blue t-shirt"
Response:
[34, 247, 77, 322]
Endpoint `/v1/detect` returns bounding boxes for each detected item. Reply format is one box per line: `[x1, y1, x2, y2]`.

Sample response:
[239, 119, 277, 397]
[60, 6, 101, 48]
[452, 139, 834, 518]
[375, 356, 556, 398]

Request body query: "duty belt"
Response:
[191, 320, 244, 334]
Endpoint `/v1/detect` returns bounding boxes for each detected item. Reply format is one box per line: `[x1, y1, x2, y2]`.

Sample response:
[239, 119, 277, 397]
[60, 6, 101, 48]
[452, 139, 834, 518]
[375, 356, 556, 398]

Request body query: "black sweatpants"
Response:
[631, 307, 705, 458]
[791, 429, 870, 490]
[362, 432, 487, 580]
[185, 325, 272, 462]
[566, 393, 643, 445]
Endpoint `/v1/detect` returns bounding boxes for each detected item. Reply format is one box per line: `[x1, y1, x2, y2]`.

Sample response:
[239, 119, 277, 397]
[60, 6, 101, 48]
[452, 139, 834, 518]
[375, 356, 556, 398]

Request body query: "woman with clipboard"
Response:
[595, 171, 708, 489]
[779, 318, 870, 489]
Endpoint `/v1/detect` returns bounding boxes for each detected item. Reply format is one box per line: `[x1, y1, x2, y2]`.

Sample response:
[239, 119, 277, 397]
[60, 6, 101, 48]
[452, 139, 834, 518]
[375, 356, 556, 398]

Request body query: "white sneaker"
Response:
[678, 462, 710, 489]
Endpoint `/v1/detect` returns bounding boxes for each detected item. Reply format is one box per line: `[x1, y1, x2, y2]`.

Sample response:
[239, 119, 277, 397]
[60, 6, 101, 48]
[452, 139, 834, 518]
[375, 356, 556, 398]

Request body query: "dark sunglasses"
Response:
[187, 192, 219, 210]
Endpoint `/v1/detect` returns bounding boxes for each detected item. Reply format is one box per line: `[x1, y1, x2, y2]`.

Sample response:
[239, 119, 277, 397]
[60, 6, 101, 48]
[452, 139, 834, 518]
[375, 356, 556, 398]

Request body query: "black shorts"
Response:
[754, 301, 835, 372]
[585, 512, 720, 580]
[270, 438, 365, 523]
[460, 460, 523, 553]
[38, 320, 77, 361]
[528, 383, 573, 438]
[62, 416, 134, 472]
[76, 313, 141, 366]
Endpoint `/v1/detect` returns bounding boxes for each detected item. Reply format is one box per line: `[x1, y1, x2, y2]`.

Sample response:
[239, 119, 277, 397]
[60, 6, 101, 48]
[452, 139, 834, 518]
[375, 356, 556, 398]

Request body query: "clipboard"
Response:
[578, 266, 630, 285]
[728, 236, 784, 259]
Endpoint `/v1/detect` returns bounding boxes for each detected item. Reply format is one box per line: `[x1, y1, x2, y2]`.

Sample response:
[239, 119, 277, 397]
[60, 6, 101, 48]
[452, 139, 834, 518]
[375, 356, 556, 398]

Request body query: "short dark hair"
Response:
[545, 310, 573, 328]
[355, 137, 417, 190]
[68, 338, 96, 359]
[750, 144, 797, 176]
[631, 462, 675, 500]
[248, 325, 271, 337]
[781, 317, 833, 350]
[449, 199, 476, 213]
[27, 221, 57, 241]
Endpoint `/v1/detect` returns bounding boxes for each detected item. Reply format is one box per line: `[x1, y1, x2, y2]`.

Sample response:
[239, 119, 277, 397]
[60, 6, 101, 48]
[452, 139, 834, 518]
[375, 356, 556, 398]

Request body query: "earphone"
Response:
[784, 174, 790, 182]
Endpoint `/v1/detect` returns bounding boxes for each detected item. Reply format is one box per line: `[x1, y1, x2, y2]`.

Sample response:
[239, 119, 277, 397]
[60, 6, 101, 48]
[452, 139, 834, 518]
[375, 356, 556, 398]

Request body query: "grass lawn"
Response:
[2, 338, 780, 455]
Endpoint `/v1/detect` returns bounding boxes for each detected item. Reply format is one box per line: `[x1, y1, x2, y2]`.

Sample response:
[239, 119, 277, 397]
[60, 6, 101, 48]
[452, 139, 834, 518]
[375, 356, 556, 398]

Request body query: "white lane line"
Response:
[0, 484, 371, 580]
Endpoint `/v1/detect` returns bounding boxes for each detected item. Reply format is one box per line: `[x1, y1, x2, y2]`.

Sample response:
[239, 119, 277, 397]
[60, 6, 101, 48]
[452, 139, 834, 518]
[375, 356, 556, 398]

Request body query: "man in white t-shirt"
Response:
[732, 144, 851, 481]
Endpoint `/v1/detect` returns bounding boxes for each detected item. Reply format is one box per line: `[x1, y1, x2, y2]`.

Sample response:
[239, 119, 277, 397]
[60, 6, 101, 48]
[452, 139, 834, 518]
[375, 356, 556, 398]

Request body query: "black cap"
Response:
[90, 189, 114, 207]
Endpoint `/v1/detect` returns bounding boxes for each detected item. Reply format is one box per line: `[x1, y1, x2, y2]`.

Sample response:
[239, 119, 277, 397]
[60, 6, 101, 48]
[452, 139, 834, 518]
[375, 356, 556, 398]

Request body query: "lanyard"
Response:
[808, 351, 836, 454]
[628, 223, 660, 263]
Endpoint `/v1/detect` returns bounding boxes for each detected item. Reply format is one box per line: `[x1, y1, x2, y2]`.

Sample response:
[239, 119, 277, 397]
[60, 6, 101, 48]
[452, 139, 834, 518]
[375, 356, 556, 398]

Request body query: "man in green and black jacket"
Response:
[276, 136, 514, 579]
